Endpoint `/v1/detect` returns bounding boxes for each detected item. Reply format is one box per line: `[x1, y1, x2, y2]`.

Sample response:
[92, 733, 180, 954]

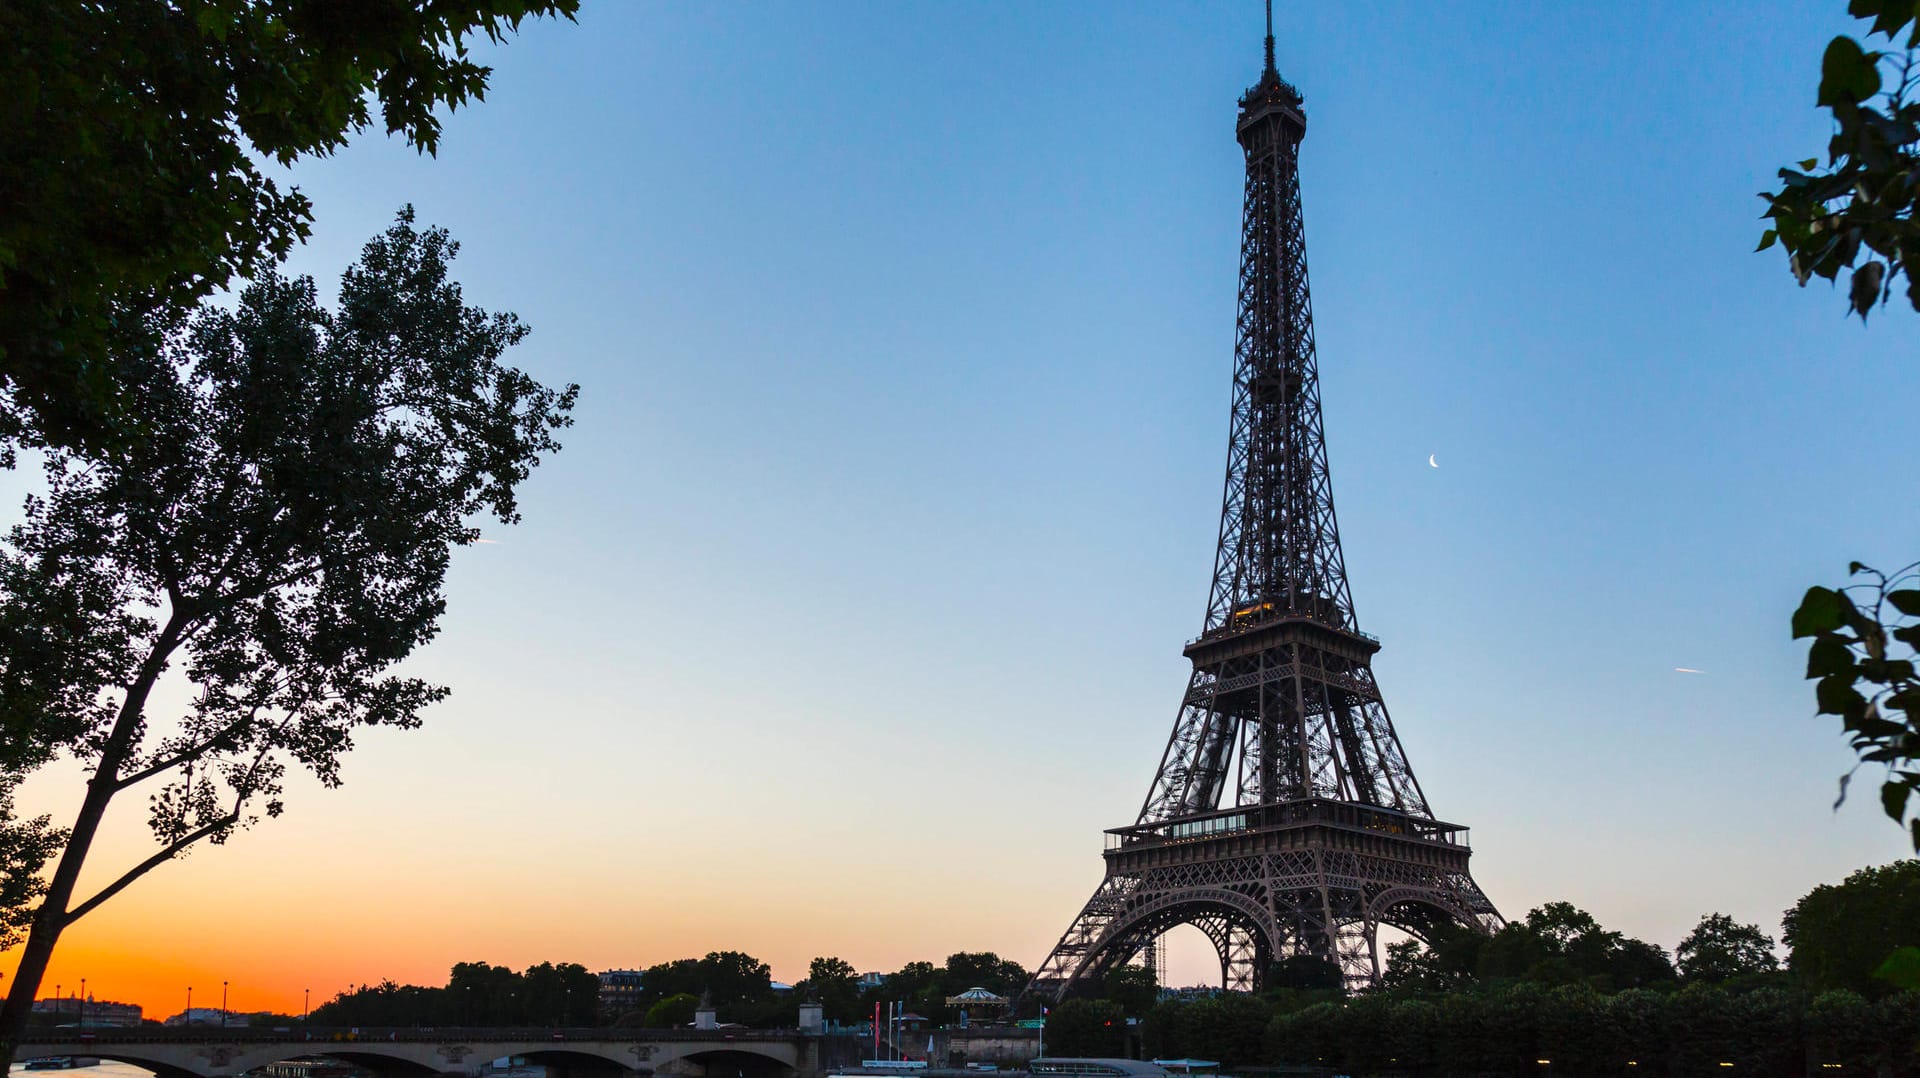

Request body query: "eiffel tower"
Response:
[1028, 10, 1502, 998]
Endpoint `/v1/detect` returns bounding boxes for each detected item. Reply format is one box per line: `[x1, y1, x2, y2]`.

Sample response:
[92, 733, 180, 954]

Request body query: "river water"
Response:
[57, 1064, 155, 1078]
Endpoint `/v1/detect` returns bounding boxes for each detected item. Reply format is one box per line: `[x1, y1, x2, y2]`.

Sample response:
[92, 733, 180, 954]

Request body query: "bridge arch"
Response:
[671, 1047, 794, 1078]
[40, 1048, 204, 1078]
[28, 1042, 456, 1078]
[297, 1049, 441, 1075]
[17, 1034, 800, 1078]
[10, 1041, 654, 1078]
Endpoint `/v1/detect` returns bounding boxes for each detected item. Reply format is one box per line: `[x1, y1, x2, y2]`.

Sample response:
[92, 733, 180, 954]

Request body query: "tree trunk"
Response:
[0, 618, 182, 1078]
[0, 779, 108, 1078]
[0, 918, 62, 1070]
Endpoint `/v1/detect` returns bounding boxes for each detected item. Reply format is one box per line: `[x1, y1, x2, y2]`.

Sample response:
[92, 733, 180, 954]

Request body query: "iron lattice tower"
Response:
[1028, 15, 1501, 999]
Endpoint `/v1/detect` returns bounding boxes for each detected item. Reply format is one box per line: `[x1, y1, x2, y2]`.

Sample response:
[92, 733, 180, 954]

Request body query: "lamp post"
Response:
[303, 988, 310, 1024]
[53, 985, 60, 1027]
[187, 986, 193, 1027]
[78, 979, 86, 1029]
[221, 980, 228, 1028]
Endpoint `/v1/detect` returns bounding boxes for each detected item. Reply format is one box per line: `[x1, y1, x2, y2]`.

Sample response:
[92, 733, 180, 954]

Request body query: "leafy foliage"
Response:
[1130, 880, 1920, 1072]
[1041, 999, 1126, 1059]
[0, 0, 578, 451]
[1783, 859, 1920, 994]
[0, 777, 60, 951]
[801, 956, 861, 1023]
[1100, 964, 1161, 1018]
[1807, 988, 1920, 1072]
[1794, 564, 1920, 849]
[643, 993, 700, 1030]
[860, 952, 1030, 1024]
[1384, 902, 1675, 992]
[311, 961, 600, 1027]
[1380, 921, 1482, 993]
[1676, 912, 1780, 983]
[0, 210, 575, 1055]
[1265, 981, 1915, 1075]
[0, 207, 574, 868]
[1267, 954, 1343, 991]
[1758, 1, 1920, 319]
[634, 951, 775, 1019]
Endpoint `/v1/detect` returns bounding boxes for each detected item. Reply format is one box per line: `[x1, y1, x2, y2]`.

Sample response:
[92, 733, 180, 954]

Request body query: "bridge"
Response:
[14, 1028, 837, 1078]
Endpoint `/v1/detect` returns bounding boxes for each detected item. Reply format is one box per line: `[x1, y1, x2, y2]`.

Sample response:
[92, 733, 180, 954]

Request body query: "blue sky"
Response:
[11, 1, 1919, 1007]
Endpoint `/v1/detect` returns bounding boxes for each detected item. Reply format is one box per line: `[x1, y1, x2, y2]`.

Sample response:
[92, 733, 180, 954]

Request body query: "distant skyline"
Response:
[5, 1, 1917, 1019]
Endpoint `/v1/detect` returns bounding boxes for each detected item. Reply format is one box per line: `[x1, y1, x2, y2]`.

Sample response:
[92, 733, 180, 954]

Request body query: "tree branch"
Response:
[62, 812, 238, 926]
[70, 717, 292, 928]
[112, 682, 288, 793]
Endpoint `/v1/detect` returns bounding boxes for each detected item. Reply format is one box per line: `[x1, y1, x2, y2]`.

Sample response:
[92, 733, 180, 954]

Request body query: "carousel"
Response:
[943, 986, 1010, 1028]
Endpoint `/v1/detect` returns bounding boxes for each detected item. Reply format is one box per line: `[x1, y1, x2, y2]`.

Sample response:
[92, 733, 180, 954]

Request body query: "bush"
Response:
[644, 993, 699, 1029]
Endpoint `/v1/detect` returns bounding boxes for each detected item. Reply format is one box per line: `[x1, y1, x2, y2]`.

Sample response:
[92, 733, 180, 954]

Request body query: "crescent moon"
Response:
[1428, 454, 1438, 468]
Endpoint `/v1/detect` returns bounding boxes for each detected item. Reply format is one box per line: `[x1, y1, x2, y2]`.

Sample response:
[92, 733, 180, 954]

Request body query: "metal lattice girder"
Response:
[1031, 819, 1505, 998]
[1029, 27, 1501, 1003]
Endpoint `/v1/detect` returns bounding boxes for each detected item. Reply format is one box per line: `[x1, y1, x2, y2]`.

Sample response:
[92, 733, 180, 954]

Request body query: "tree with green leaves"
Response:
[1184, 992, 1274, 1068]
[804, 956, 861, 1024]
[1267, 977, 1919, 1075]
[449, 961, 526, 1025]
[307, 960, 598, 1027]
[1380, 921, 1484, 994]
[643, 993, 700, 1030]
[1795, 566, 1920, 851]
[939, 951, 1030, 1001]
[1666, 984, 1804, 1076]
[1383, 902, 1675, 993]
[1140, 998, 1193, 1061]
[0, 210, 576, 1069]
[635, 951, 775, 1020]
[0, 778, 58, 954]
[1784, 859, 1920, 994]
[0, 0, 578, 453]
[854, 953, 1030, 1024]
[1101, 964, 1160, 1019]
[1758, 1, 1919, 320]
[1676, 912, 1780, 983]
[1267, 954, 1344, 992]
[1766, 2, 1920, 863]
[1041, 999, 1126, 1059]
[1474, 903, 1675, 990]
[518, 961, 599, 1026]
[695, 951, 776, 1009]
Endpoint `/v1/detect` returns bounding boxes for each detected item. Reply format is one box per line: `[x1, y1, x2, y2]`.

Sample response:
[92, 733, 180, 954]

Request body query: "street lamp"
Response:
[53, 985, 60, 1027]
[79, 979, 86, 1029]
[187, 986, 193, 1027]
[303, 988, 310, 1024]
[221, 980, 228, 1029]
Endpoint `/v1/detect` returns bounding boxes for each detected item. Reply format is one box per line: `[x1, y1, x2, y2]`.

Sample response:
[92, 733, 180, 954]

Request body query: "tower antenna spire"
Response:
[1264, 0, 1276, 76]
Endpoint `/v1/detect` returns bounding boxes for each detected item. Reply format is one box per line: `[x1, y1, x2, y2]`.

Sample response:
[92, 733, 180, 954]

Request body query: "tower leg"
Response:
[1224, 923, 1258, 992]
[1027, 877, 1132, 1000]
[1335, 920, 1379, 989]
